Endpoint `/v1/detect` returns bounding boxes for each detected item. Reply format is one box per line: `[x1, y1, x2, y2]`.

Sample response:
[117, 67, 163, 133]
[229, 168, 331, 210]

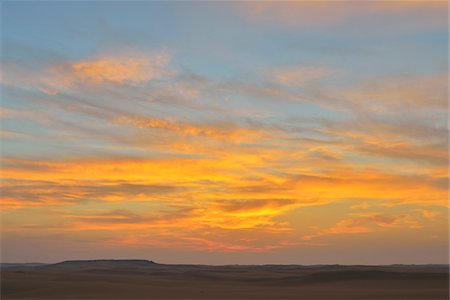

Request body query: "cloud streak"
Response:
[1, 50, 172, 95]
[239, 1, 448, 30]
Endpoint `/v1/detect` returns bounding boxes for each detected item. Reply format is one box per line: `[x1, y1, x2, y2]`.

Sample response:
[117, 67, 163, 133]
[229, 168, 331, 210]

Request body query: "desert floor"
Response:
[1, 260, 448, 299]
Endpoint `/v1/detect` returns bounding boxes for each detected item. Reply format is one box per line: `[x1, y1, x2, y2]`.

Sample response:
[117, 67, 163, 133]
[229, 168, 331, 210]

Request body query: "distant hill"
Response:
[48, 259, 158, 268]
[0, 260, 160, 270]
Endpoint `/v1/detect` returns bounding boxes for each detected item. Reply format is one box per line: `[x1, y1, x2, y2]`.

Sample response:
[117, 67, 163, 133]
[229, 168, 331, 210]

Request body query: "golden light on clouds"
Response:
[70, 53, 171, 84]
[1, 1, 448, 264]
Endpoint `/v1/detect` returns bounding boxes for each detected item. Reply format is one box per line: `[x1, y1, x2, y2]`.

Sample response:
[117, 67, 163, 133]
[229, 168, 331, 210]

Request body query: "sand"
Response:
[1, 260, 448, 299]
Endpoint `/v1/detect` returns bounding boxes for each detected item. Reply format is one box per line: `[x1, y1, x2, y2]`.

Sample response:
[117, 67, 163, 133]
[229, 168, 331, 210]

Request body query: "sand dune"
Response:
[1, 260, 448, 299]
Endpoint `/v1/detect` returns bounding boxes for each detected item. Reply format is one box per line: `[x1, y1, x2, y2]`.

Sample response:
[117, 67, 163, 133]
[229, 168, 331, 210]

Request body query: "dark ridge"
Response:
[47, 259, 158, 268]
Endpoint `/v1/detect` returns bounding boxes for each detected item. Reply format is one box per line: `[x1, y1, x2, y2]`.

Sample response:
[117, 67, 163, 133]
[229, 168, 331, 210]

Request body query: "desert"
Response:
[1, 260, 448, 299]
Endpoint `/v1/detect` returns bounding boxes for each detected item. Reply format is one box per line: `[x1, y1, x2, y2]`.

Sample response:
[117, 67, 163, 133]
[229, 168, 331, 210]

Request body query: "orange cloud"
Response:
[49, 51, 171, 90]
[2, 151, 445, 252]
[2, 154, 446, 207]
[303, 212, 423, 241]
[114, 115, 265, 143]
[103, 234, 304, 253]
[70, 53, 169, 84]
[352, 212, 423, 229]
[1, 50, 172, 95]
[302, 219, 373, 241]
[325, 219, 374, 235]
[420, 209, 440, 219]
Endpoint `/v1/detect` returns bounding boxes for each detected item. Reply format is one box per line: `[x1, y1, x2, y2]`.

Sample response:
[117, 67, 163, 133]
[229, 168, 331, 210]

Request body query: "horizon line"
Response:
[1, 259, 449, 267]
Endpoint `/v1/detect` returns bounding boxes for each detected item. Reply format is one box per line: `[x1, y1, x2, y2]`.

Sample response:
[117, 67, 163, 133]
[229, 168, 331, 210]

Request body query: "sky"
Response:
[0, 1, 448, 265]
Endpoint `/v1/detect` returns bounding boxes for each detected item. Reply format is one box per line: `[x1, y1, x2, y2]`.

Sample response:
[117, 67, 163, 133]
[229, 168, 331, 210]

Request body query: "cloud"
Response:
[217, 68, 447, 121]
[2, 153, 446, 215]
[67, 209, 144, 224]
[0, 107, 54, 124]
[320, 115, 448, 143]
[319, 125, 448, 166]
[49, 51, 172, 91]
[70, 53, 170, 84]
[0, 179, 180, 209]
[1, 50, 447, 258]
[420, 209, 440, 219]
[214, 198, 298, 217]
[104, 234, 304, 253]
[338, 74, 448, 112]
[1, 50, 172, 95]
[303, 212, 423, 241]
[58, 200, 294, 232]
[305, 146, 341, 161]
[269, 66, 339, 87]
[50, 203, 305, 252]
[1, 1, 448, 263]
[238, 2, 447, 30]
[352, 212, 423, 229]
[2, 153, 446, 253]
[114, 115, 266, 143]
[353, 140, 448, 166]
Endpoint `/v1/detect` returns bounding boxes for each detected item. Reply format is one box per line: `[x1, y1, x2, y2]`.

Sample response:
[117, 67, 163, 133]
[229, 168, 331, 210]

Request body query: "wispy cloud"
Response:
[303, 212, 423, 241]
[1, 50, 172, 95]
[269, 65, 340, 87]
[238, 2, 447, 30]
[114, 115, 267, 143]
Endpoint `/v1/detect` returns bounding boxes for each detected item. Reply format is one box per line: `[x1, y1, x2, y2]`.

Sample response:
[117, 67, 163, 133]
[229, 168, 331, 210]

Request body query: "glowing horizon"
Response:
[1, 1, 448, 265]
